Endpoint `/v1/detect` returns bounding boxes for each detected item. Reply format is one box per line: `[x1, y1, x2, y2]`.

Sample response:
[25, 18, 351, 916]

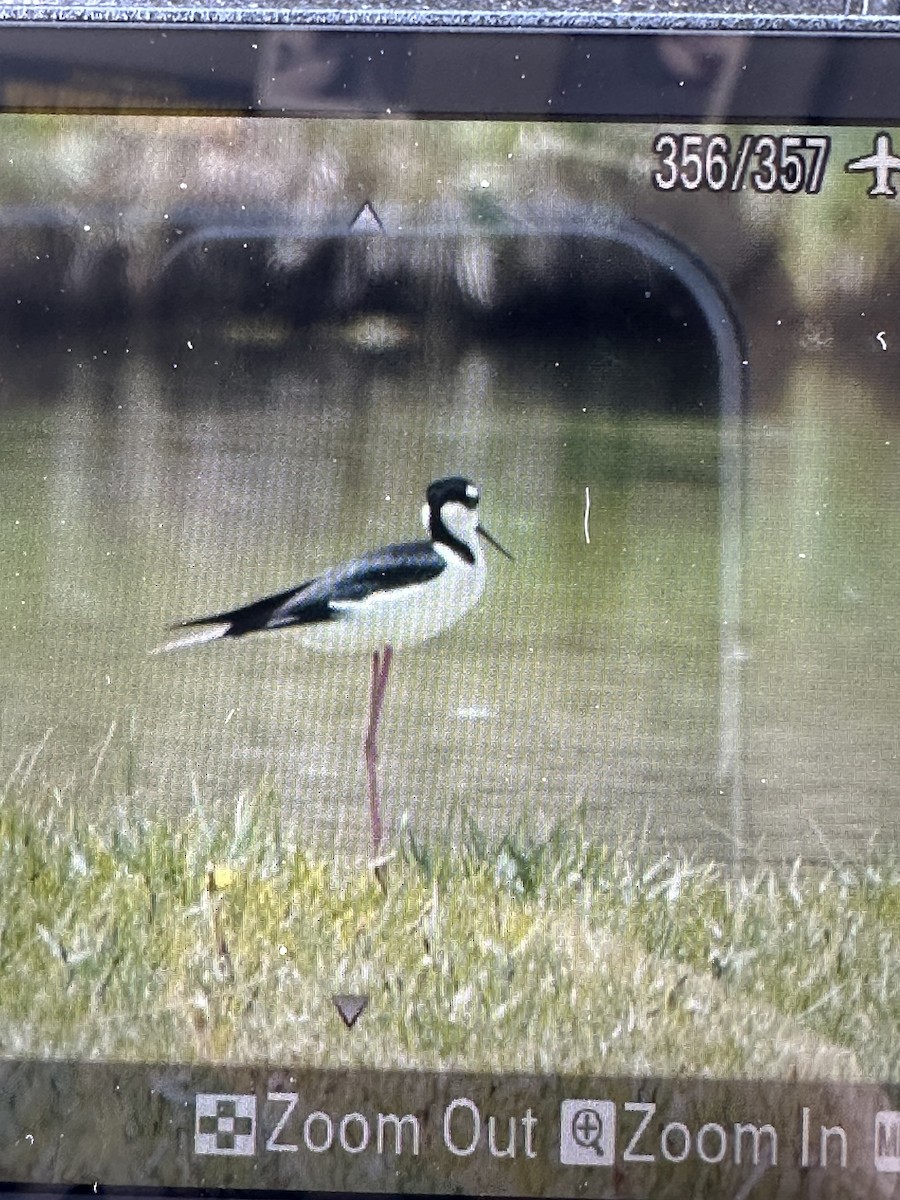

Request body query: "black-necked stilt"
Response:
[159, 477, 512, 860]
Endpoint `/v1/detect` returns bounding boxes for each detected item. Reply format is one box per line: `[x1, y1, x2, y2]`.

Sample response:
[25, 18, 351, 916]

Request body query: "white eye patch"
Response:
[465, 483, 479, 501]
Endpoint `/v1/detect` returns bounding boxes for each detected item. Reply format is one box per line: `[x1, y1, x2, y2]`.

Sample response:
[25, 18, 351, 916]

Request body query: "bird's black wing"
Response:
[175, 579, 325, 637]
[177, 541, 445, 638]
[322, 542, 446, 602]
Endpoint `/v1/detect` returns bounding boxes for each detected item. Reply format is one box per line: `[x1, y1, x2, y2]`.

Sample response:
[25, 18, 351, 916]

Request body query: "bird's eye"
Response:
[465, 484, 479, 501]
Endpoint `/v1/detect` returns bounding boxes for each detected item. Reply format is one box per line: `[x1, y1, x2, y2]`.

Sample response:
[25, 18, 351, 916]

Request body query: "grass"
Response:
[0, 736, 898, 1081]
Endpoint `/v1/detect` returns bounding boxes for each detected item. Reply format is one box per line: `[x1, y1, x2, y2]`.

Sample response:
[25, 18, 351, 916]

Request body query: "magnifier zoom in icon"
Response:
[559, 1100, 616, 1166]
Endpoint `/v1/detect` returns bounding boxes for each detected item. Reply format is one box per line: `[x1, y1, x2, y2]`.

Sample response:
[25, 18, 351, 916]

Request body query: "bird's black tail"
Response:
[152, 581, 312, 654]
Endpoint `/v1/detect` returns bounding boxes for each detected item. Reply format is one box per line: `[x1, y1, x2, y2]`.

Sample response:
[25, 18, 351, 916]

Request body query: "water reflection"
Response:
[0, 332, 896, 867]
[0, 329, 721, 863]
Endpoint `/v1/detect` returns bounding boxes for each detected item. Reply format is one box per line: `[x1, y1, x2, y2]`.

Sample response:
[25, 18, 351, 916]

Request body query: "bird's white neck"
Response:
[422, 500, 481, 565]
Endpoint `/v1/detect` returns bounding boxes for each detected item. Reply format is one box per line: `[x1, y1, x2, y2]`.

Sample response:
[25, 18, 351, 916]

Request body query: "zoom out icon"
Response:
[560, 1099, 616, 1166]
[195, 1093, 257, 1156]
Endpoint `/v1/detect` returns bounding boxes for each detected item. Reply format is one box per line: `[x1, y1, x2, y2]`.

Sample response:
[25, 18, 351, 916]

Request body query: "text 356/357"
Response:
[652, 133, 831, 194]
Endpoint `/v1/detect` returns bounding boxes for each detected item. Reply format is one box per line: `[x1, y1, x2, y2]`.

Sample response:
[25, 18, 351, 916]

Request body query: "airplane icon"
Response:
[845, 131, 900, 198]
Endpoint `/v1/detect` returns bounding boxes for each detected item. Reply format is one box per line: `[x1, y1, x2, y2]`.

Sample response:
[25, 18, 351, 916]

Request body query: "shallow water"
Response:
[0, 329, 896, 866]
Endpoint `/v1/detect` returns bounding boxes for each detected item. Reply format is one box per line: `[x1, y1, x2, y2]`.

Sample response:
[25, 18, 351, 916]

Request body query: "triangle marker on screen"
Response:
[332, 995, 369, 1029]
[349, 201, 385, 233]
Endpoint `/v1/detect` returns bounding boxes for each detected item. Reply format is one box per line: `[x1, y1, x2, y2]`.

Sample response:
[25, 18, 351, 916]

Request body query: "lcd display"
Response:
[0, 34, 898, 1198]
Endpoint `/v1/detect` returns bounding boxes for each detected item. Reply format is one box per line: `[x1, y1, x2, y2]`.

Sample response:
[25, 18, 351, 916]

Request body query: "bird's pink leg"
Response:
[364, 643, 393, 857]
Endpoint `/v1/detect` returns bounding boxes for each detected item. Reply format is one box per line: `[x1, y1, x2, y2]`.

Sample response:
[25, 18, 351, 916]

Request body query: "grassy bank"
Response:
[0, 749, 897, 1080]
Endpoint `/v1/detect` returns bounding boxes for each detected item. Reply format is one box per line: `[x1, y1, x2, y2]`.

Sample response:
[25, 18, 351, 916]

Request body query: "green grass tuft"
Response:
[1, 749, 897, 1079]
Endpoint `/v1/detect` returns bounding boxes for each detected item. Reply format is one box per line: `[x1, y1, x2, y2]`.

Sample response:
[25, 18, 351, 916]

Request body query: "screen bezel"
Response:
[0, 27, 898, 123]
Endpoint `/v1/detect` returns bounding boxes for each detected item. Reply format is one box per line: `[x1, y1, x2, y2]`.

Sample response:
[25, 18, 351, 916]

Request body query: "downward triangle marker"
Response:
[332, 994, 369, 1029]
[349, 202, 385, 234]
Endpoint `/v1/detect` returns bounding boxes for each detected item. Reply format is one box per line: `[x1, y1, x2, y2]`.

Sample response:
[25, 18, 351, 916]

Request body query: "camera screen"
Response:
[0, 30, 897, 1199]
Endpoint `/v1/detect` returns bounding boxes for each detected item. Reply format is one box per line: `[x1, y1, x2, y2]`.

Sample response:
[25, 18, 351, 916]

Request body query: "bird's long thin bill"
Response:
[477, 523, 514, 561]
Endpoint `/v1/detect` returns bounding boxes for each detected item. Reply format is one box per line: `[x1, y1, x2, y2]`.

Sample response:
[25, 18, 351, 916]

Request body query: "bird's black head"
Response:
[423, 476, 513, 564]
[426, 476, 480, 513]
